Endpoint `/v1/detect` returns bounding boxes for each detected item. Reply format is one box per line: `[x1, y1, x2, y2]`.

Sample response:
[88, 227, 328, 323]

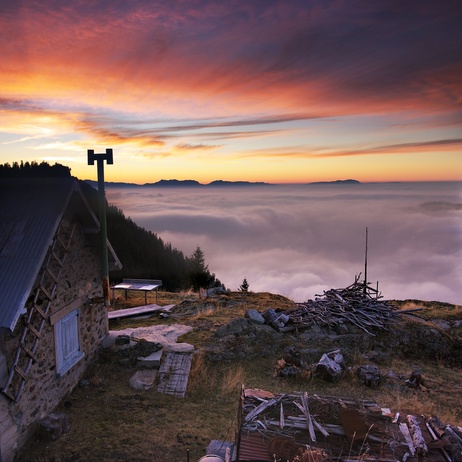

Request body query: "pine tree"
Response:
[239, 277, 249, 292]
[189, 246, 211, 290]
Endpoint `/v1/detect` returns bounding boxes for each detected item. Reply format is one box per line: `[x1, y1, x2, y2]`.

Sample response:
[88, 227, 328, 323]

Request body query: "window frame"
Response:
[54, 307, 84, 376]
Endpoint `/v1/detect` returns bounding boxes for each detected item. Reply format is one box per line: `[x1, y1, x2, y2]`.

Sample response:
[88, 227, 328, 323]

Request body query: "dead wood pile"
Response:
[239, 388, 462, 462]
[285, 280, 397, 336]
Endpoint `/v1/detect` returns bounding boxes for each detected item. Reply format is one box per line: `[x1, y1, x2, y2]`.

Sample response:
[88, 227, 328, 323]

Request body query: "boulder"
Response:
[356, 364, 381, 388]
[137, 348, 163, 368]
[129, 369, 157, 391]
[315, 350, 345, 382]
[245, 309, 265, 325]
[37, 412, 70, 442]
[214, 318, 255, 338]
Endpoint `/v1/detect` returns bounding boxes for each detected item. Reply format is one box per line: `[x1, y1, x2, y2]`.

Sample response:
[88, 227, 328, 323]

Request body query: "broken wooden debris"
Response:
[280, 403, 284, 429]
[399, 422, 416, 456]
[245, 398, 278, 422]
[270, 279, 397, 336]
[424, 417, 452, 462]
[293, 397, 316, 443]
[407, 414, 429, 457]
[239, 388, 462, 462]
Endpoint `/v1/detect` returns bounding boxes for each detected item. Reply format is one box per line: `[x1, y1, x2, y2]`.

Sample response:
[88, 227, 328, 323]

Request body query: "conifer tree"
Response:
[189, 246, 211, 290]
[239, 277, 249, 292]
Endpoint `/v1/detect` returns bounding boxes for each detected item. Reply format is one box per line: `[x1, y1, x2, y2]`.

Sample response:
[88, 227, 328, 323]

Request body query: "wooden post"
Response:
[364, 227, 368, 294]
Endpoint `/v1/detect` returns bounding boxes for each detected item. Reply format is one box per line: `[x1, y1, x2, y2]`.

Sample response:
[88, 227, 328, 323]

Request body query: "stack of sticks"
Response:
[285, 280, 397, 336]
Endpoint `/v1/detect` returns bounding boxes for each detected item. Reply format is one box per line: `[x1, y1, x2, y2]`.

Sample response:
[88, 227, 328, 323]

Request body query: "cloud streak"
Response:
[2, 1, 461, 114]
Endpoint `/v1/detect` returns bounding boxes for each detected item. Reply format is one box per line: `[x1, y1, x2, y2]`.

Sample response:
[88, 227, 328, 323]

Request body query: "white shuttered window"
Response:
[55, 308, 84, 376]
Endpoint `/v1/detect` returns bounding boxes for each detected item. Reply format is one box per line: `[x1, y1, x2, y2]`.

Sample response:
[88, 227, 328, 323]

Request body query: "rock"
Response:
[283, 346, 305, 368]
[214, 318, 254, 337]
[245, 309, 265, 325]
[37, 412, 70, 442]
[137, 348, 163, 368]
[115, 335, 131, 345]
[79, 379, 90, 388]
[262, 308, 278, 324]
[405, 369, 425, 389]
[277, 364, 302, 378]
[129, 369, 157, 391]
[272, 313, 289, 330]
[356, 365, 381, 388]
[262, 309, 290, 329]
[315, 350, 345, 382]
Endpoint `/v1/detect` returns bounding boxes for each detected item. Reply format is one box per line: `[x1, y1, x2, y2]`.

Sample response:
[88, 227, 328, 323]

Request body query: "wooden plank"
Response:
[424, 419, 452, 462]
[406, 415, 428, 456]
[294, 394, 316, 443]
[399, 422, 416, 456]
[108, 304, 174, 319]
[245, 398, 277, 422]
[312, 416, 330, 438]
[157, 352, 192, 398]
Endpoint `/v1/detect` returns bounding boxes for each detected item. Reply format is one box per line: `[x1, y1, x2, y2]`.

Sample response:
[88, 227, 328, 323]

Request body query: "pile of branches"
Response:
[287, 280, 397, 336]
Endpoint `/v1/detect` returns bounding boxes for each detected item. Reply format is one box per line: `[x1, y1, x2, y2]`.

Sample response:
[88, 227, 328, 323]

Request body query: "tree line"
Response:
[0, 160, 71, 177]
[1, 161, 222, 291]
[104, 203, 221, 291]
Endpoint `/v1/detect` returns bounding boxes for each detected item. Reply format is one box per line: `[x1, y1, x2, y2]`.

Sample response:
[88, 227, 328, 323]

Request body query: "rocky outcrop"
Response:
[205, 307, 460, 366]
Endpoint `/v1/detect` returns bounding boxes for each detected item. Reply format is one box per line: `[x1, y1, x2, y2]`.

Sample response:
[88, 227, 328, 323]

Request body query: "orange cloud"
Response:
[2, 2, 460, 119]
[236, 138, 462, 160]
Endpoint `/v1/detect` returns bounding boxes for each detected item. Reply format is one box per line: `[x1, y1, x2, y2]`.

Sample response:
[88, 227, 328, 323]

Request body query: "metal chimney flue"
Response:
[87, 148, 113, 306]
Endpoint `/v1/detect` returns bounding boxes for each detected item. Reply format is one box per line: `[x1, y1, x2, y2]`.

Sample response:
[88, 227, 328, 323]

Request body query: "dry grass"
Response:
[395, 299, 462, 320]
[17, 292, 462, 462]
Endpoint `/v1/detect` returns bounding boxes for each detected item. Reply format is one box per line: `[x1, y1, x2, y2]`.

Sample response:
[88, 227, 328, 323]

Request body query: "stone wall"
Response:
[0, 215, 108, 461]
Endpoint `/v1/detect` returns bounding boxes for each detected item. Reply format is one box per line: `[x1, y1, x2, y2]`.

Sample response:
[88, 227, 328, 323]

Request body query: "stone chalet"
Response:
[0, 178, 121, 461]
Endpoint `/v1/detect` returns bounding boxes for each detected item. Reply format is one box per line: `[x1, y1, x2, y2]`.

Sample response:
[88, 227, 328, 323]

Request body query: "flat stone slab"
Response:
[137, 349, 163, 368]
[129, 369, 158, 391]
[106, 324, 194, 352]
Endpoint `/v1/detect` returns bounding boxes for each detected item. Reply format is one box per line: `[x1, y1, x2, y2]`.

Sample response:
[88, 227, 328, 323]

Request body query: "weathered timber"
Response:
[424, 418, 452, 462]
[283, 280, 397, 335]
[407, 415, 428, 456]
[294, 392, 316, 442]
[245, 398, 277, 422]
[400, 422, 416, 456]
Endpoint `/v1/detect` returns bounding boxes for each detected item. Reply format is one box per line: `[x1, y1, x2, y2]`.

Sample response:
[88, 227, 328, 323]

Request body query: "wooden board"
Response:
[108, 304, 174, 319]
[157, 352, 192, 398]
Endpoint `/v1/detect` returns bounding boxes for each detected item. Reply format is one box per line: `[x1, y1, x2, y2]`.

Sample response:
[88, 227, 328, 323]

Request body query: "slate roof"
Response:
[0, 178, 121, 332]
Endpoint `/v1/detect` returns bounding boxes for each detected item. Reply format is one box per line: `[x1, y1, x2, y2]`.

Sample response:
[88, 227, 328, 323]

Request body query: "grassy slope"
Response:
[17, 292, 462, 462]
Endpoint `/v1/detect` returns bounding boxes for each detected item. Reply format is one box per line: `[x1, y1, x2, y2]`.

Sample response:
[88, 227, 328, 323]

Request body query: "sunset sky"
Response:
[1, 1, 461, 184]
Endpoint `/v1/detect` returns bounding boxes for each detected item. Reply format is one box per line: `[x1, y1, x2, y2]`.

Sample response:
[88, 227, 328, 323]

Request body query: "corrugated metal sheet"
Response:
[0, 178, 121, 332]
[238, 432, 273, 461]
[0, 178, 74, 331]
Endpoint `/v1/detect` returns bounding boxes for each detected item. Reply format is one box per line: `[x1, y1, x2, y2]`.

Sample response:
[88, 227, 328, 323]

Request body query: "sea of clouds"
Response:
[105, 182, 461, 305]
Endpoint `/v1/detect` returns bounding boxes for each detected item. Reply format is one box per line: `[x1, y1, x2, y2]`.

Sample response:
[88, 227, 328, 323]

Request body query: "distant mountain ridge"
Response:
[84, 179, 274, 188]
[84, 179, 363, 188]
[307, 179, 361, 185]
